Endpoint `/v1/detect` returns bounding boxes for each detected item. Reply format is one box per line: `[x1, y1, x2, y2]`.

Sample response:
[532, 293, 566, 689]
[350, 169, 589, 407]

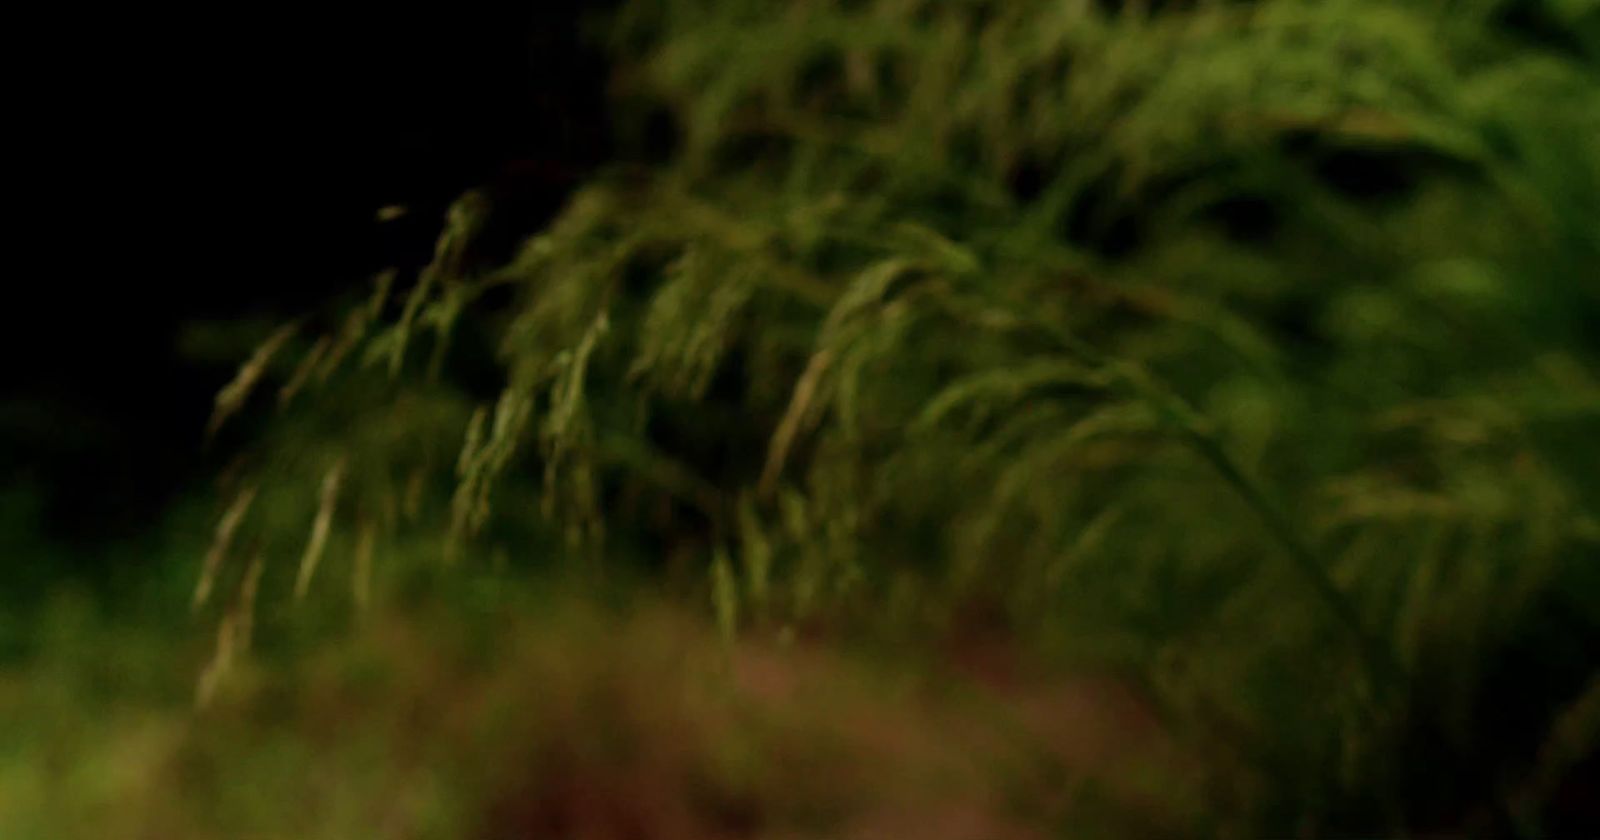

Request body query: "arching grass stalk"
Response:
[943, 287, 1407, 701]
[1121, 365, 1409, 700]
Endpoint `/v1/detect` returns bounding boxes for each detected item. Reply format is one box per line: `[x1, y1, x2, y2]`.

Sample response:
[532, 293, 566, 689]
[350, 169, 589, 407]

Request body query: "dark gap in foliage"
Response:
[1268, 294, 1337, 361]
[1058, 173, 1147, 259]
[1494, 0, 1597, 61]
[1006, 153, 1054, 205]
[1092, 0, 1192, 18]
[699, 348, 775, 487]
[795, 50, 846, 109]
[637, 349, 765, 493]
[437, 314, 509, 405]
[927, 186, 989, 238]
[1312, 148, 1421, 203]
[1090, 211, 1145, 260]
[615, 102, 683, 166]
[1477, 560, 1600, 744]
[473, 279, 520, 321]
[1391, 551, 1600, 835]
[1544, 749, 1600, 836]
[1204, 195, 1283, 244]
[603, 476, 715, 576]
[617, 243, 678, 302]
[1311, 143, 1478, 206]
[715, 129, 798, 177]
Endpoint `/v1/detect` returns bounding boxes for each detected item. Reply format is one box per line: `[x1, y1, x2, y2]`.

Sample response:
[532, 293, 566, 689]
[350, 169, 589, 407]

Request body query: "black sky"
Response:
[6, 2, 609, 548]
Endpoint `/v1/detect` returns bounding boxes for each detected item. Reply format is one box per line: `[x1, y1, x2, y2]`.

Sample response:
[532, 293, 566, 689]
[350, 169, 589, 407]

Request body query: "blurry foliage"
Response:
[167, 0, 1600, 835]
[0, 591, 1204, 840]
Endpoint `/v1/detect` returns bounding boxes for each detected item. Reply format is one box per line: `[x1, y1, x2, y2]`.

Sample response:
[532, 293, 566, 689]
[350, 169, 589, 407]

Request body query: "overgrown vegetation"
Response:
[10, 1, 1600, 837]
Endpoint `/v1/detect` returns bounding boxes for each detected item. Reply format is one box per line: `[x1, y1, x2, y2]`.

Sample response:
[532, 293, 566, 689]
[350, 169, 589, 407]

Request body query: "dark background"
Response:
[5, 3, 610, 557]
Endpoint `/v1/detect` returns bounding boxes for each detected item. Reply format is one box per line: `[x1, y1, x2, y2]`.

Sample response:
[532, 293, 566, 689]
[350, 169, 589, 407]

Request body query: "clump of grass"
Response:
[194, 0, 1600, 834]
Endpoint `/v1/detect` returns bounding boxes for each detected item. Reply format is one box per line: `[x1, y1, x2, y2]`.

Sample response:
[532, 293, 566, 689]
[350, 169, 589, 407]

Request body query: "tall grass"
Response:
[195, 0, 1600, 834]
